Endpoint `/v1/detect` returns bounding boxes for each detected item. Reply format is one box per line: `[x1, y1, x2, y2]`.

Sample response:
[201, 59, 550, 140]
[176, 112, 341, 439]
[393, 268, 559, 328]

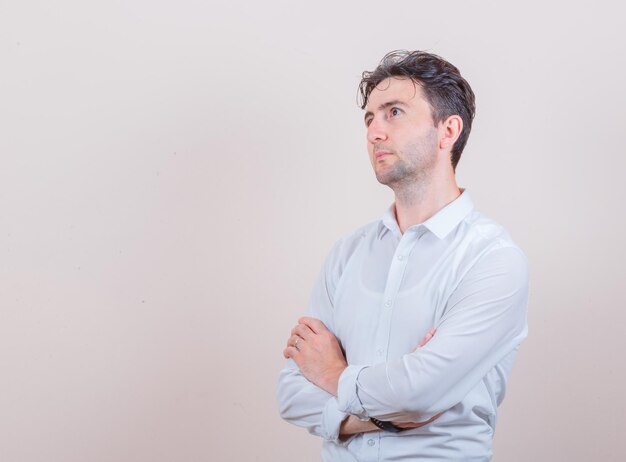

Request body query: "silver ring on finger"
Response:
[294, 337, 300, 350]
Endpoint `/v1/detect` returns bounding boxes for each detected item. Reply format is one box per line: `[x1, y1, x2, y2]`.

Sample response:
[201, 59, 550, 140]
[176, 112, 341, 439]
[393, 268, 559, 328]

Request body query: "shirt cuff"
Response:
[320, 397, 350, 444]
[337, 364, 370, 419]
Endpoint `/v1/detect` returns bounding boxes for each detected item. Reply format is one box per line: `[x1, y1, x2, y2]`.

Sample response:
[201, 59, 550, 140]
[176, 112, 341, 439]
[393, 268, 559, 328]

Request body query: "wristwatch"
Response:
[370, 417, 405, 433]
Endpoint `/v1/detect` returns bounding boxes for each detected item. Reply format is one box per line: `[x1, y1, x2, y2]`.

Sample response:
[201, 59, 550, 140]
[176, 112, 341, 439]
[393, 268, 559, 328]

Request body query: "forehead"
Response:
[365, 77, 425, 109]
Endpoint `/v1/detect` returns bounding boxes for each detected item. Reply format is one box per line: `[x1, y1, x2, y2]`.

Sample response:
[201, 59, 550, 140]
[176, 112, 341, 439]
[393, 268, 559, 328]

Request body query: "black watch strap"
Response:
[370, 417, 405, 433]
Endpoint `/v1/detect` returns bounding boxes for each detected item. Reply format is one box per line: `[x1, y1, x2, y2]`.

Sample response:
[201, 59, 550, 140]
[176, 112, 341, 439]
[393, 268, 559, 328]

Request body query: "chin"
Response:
[375, 164, 396, 183]
[375, 172, 395, 186]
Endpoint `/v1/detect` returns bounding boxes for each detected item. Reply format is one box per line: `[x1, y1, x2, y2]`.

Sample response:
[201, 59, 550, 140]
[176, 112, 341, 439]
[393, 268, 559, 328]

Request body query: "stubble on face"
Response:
[374, 127, 439, 202]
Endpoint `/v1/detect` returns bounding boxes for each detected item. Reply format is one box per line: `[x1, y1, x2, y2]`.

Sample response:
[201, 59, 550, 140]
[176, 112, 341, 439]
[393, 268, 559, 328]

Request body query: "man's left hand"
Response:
[283, 317, 347, 396]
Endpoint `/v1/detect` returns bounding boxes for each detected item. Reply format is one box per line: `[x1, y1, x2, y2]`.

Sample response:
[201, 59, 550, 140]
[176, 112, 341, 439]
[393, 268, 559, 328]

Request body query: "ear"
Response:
[438, 115, 463, 151]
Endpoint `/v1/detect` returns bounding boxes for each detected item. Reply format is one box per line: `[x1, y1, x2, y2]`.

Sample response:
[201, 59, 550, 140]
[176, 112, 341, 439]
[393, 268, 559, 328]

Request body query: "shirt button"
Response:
[377, 349, 384, 355]
[385, 300, 392, 307]
[397, 255, 404, 260]
[367, 438, 375, 446]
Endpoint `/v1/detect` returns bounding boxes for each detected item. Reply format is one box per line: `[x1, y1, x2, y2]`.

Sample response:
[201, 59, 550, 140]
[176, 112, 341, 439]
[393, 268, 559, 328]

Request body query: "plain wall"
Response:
[1, 1, 624, 460]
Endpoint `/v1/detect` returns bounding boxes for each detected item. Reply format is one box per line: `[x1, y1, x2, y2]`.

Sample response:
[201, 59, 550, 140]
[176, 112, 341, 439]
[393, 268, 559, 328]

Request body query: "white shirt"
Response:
[277, 189, 529, 461]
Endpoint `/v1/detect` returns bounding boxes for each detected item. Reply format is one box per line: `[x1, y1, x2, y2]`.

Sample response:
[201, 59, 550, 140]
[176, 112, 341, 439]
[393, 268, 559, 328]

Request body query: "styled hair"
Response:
[358, 50, 476, 170]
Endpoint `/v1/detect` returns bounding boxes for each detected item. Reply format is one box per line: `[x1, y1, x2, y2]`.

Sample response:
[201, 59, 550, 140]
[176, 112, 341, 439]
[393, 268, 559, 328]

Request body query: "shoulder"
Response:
[462, 210, 526, 255]
[458, 210, 529, 280]
[323, 220, 379, 273]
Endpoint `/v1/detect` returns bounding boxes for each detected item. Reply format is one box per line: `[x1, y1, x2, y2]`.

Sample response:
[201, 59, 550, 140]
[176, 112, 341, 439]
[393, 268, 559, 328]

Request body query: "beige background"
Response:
[1, 1, 624, 461]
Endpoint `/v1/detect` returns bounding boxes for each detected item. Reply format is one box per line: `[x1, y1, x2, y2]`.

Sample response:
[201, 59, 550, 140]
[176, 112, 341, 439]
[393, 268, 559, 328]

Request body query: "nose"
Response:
[367, 118, 387, 144]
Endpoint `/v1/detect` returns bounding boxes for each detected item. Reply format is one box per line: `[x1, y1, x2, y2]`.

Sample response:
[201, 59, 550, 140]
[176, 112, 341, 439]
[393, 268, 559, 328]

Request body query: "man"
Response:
[276, 50, 529, 461]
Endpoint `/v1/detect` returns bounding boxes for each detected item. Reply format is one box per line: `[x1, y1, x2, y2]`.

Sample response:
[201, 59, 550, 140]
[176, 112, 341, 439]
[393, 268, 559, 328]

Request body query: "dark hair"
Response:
[358, 50, 476, 171]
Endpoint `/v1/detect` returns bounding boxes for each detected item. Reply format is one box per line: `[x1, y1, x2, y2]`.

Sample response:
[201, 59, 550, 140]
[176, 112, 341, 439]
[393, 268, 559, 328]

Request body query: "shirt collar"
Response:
[377, 188, 475, 240]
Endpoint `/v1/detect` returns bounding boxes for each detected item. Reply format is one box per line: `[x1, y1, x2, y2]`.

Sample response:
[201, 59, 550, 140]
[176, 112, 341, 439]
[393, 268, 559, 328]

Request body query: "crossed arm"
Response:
[283, 320, 439, 436]
[277, 245, 528, 441]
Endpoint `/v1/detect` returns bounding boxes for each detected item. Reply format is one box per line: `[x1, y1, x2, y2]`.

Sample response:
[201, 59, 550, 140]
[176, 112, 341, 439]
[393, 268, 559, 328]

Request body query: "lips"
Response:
[375, 150, 393, 161]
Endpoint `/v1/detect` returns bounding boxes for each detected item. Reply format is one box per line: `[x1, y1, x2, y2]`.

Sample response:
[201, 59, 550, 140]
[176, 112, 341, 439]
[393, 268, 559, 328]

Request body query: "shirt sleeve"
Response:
[276, 239, 355, 443]
[336, 244, 529, 422]
[276, 361, 349, 442]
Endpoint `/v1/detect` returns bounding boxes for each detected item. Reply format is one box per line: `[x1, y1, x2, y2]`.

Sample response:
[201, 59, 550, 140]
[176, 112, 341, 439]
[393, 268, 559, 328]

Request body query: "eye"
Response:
[390, 107, 402, 117]
[365, 117, 373, 127]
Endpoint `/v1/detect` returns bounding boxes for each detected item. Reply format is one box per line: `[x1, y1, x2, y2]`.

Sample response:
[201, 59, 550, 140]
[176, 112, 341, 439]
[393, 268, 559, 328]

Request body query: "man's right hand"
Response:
[413, 328, 436, 350]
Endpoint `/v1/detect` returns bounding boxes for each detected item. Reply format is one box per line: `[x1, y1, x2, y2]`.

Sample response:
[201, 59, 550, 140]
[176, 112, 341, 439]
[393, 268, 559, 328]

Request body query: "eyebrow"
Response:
[364, 100, 408, 123]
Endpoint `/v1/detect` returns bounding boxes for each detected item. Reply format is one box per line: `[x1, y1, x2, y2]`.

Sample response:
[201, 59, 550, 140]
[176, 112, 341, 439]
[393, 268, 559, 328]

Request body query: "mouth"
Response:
[374, 150, 393, 161]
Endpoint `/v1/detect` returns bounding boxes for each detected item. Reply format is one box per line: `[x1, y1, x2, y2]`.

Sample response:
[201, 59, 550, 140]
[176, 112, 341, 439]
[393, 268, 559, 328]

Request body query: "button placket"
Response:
[361, 433, 379, 461]
[373, 231, 420, 361]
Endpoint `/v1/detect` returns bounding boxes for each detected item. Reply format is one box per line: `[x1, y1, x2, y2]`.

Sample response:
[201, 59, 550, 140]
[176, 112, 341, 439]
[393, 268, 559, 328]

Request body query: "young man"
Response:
[277, 50, 529, 461]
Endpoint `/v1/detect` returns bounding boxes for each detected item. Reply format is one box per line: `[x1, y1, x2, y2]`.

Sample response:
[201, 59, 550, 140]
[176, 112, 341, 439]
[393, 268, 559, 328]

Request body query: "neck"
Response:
[392, 172, 461, 234]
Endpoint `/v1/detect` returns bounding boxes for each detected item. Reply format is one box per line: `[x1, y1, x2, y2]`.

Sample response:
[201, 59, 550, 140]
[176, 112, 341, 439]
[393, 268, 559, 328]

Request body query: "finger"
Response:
[291, 323, 315, 340]
[415, 334, 431, 350]
[414, 328, 437, 350]
[283, 345, 300, 359]
[287, 334, 304, 350]
[299, 316, 327, 334]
